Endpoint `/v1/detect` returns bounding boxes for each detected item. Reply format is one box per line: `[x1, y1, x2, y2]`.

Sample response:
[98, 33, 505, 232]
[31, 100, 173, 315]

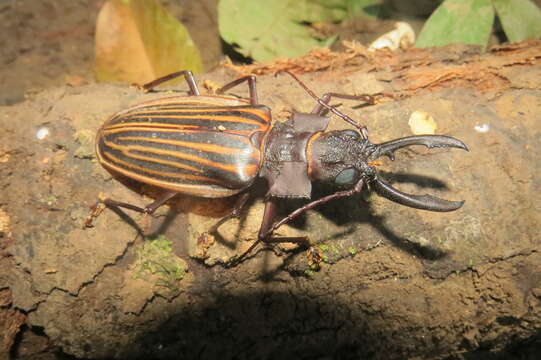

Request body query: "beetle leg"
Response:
[196, 193, 251, 262]
[144, 191, 180, 213]
[265, 180, 365, 238]
[256, 200, 309, 247]
[281, 71, 364, 133]
[202, 193, 251, 235]
[311, 93, 377, 115]
[312, 92, 378, 138]
[236, 199, 280, 261]
[137, 70, 200, 95]
[217, 75, 259, 105]
[228, 199, 274, 264]
[232, 181, 366, 264]
[232, 199, 309, 264]
[280, 71, 392, 138]
[84, 191, 178, 228]
[311, 92, 393, 138]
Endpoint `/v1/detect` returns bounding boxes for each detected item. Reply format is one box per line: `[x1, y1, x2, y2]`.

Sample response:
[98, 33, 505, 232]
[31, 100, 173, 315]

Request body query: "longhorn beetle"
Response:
[86, 70, 468, 262]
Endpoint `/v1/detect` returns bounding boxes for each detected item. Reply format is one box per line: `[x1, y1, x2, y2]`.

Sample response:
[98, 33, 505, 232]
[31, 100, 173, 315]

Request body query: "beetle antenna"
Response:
[279, 70, 368, 139]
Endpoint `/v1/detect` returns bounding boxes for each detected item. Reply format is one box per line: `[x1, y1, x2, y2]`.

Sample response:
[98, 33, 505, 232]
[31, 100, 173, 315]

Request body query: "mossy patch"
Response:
[134, 235, 187, 297]
[73, 129, 95, 159]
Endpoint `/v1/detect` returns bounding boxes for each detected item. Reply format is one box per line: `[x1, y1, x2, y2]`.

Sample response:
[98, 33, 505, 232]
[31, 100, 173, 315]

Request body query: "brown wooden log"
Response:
[0, 41, 540, 359]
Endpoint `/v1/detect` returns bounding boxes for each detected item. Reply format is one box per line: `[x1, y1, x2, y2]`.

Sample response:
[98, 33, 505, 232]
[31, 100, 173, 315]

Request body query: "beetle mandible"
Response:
[86, 70, 468, 261]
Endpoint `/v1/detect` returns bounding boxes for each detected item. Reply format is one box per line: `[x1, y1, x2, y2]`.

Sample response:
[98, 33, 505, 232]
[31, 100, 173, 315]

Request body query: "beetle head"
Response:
[308, 130, 468, 212]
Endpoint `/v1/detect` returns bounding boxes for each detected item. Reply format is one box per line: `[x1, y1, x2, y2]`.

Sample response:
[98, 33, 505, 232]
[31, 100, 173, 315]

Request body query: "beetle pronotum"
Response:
[86, 70, 468, 262]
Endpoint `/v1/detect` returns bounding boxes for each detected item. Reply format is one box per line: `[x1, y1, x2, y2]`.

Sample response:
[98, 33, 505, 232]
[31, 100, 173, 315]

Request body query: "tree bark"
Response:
[1, 41, 540, 359]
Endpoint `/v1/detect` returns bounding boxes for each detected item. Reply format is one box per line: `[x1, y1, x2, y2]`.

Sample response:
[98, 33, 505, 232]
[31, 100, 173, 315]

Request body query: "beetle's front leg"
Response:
[281, 70, 392, 138]
[311, 92, 377, 115]
[266, 180, 365, 239]
[234, 180, 367, 264]
[258, 200, 310, 247]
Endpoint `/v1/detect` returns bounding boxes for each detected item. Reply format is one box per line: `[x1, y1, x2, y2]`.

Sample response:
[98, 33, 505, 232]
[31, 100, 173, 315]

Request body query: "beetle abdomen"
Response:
[96, 101, 271, 198]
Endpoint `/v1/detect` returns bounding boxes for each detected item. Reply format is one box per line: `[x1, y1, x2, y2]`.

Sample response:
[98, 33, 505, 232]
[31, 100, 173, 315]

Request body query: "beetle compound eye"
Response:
[335, 168, 359, 186]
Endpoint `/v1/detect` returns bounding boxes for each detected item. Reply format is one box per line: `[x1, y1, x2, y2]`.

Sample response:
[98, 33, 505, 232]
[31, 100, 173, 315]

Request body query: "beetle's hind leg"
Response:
[136, 70, 200, 95]
[134, 71, 260, 104]
[84, 191, 178, 229]
[216, 75, 259, 105]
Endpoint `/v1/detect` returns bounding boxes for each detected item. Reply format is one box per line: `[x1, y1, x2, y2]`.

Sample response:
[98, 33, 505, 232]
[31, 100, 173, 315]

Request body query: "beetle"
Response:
[86, 70, 468, 261]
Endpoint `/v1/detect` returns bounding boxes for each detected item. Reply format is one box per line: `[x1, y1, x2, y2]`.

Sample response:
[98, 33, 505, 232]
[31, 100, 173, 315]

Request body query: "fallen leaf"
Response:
[95, 0, 202, 84]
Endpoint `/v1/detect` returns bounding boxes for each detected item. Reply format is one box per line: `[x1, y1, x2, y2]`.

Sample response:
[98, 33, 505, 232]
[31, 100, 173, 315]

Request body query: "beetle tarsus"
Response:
[83, 202, 106, 228]
[307, 247, 323, 271]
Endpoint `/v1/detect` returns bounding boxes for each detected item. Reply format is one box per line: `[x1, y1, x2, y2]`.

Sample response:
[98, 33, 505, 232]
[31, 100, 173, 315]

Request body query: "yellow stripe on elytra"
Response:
[102, 125, 200, 132]
[103, 142, 202, 173]
[100, 125, 262, 138]
[103, 139, 258, 175]
[115, 135, 258, 158]
[99, 153, 240, 197]
[114, 113, 266, 127]
[101, 151, 225, 184]
[128, 106, 271, 124]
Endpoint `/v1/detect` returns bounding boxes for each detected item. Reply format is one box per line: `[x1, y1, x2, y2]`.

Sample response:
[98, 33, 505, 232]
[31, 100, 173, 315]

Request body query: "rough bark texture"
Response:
[1, 41, 540, 359]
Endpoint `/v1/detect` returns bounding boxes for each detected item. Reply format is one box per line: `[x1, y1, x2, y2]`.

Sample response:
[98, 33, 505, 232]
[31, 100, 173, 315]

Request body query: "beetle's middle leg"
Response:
[84, 191, 178, 228]
[200, 192, 251, 236]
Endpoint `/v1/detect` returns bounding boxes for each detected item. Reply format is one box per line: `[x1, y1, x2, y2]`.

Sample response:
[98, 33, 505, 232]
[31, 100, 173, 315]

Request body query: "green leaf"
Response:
[287, 0, 348, 22]
[95, 0, 202, 84]
[218, 0, 347, 62]
[308, 0, 382, 18]
[493, 0, 541, 42]
[416, 0, 495, 49]
[344, 0, 383, 18]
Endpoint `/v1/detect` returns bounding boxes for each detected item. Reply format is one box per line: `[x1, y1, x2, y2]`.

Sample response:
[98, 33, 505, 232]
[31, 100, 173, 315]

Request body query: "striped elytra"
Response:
[96, 95, 272, 198]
